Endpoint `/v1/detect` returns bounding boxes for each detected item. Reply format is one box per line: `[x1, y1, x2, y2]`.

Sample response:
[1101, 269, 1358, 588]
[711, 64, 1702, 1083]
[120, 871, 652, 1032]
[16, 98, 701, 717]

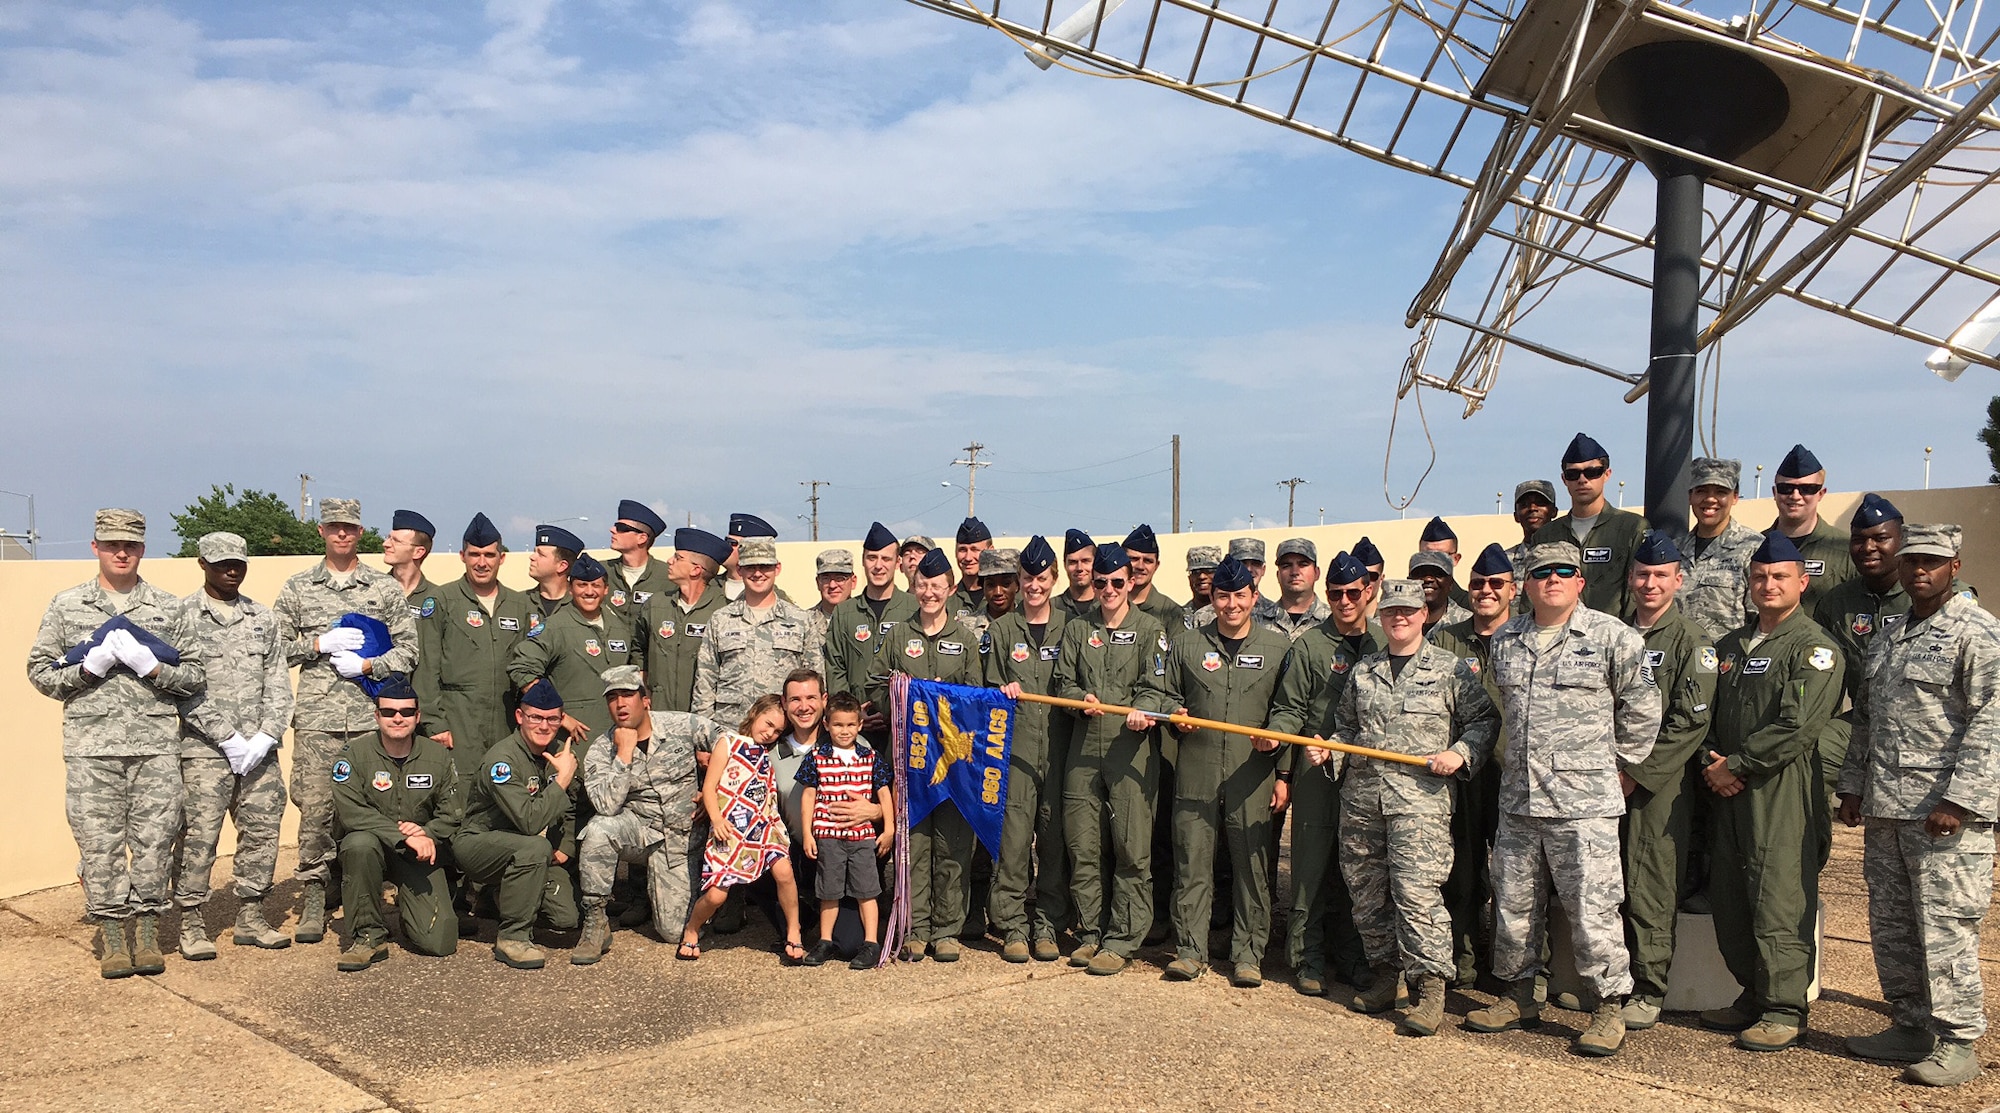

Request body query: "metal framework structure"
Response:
[903, 0, 2000, 419]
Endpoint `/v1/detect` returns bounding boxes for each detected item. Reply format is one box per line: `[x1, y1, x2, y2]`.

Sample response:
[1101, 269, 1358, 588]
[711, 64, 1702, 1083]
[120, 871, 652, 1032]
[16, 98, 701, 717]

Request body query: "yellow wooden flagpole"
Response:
[1013, 692, 1430, 768]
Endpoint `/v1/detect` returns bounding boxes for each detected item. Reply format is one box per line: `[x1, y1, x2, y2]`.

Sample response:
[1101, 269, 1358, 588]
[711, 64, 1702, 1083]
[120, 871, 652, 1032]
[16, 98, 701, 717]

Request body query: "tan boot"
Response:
[1575, 1001, 1626, 1056]
[1347, 965, 1404, 1014]
[1398, 975, 1447, 1036]
[571, 901, 610, 966]
[98, 919, 135, 980]
[493, 938, 546, 969]
[1031, 937, 1061, 962]
[1001, 940, 1031, 964]
[336, 940, 389, 972]
[1086, 950, 1128, 976]
[177, 911, 217, 961]
[232, 902, 291, 949]
[130, 914, 166, 975]
[294, 882, 327, 944]
[1463, 980, 1542, 1033]
[1067, 941, 1100, 967]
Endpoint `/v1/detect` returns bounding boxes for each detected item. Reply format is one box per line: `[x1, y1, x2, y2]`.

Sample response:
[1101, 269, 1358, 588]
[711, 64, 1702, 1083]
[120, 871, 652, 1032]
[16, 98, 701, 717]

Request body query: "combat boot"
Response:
[336, 940, 389, 971]
[232, 902, 291, 949]
[493, 938, 546, 969]
[1347, 965, 1405, 1014]
[617, 893, 652, 930]
[1621, 994, 1663, 1030]
[177, 911, 216, 961]
[1736, 1019, 1802, 1053]
[1574, 1001, 1626, 1057]
[1067, 941, 1100, 967]
[1847, 1024, 1936, 1063]
[1001, 940, 1031, 964]
[1086, 950, 1128, 976]
[571, 901, 611, 966]
[1031, 937, 1061, 962]
[98, 919, 135, 980]
[1463, 980, 1542, 1033]
[294, 882, 327, 944]
[1905, 1039, 1981, 1087]
[1398, 975, 1447, 1036]
[131, 914, 166, 975]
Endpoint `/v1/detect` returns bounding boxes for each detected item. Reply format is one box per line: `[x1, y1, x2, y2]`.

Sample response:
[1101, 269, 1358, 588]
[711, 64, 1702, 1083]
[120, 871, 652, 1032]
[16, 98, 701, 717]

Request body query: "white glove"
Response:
[331, 650, 366, 679]
[218, 733, 256, 776]
[318, 627, 366, 654]
[116, 638, 161, 678]
[103, 628, 139, 656]
[245, 732, 280, 770]
[82, 642, 118, 678]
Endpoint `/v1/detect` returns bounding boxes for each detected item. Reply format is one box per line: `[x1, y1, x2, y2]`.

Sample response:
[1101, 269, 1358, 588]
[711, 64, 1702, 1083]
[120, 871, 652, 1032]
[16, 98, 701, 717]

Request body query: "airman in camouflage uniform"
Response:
[1837, 524, 2000, 1087]
[28, 509, 206, 978]
[957, 547, 1020, 645]
[1189, 537, 1285, 629]
[1327, 580, 1498, 1035]
[1508, 480, 1559, 582]
[272, 498, 419, 943]
[638, 528, 733, 714]
[1410, 551, 1472, 631]
[1670, 458, 1763, 640]
[693, 538, 829, 726]
[174, 532, 293, 956]
[1465, 541, 1660, 1057]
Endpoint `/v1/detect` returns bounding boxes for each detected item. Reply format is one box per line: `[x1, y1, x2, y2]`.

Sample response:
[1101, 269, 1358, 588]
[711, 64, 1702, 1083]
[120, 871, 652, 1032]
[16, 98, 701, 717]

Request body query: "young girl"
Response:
[679, 694, 805, 963]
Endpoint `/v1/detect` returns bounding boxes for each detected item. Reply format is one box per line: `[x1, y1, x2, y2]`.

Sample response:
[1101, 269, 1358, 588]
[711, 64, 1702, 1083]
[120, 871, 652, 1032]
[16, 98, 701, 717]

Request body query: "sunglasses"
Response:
[611, 521, 647, 534]
[1092, 577, 1129, 589]
[521, 711, 564, 725]
[1530, 565, 1581, 580]
[376, 706, 419, 719]
[1328, 587, 1366, 602]
[1468, 576, 1512, 590]
[1773, 482, 1823, 496]
[1561, 465, 1609, 482]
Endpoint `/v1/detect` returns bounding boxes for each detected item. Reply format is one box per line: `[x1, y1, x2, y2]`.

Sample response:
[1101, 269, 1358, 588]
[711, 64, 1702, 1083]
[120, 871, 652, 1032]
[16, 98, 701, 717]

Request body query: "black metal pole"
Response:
[1644, 170, 1703, 532]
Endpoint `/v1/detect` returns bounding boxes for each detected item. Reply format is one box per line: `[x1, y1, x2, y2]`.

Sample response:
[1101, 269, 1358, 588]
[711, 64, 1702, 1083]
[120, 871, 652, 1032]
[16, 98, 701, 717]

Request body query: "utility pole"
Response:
[801, 480, 829, 541]
[1277, 477, 1307, 528]
[1925, 445, 1934, 489]
[1171, 434, 1182, 533]
[951, 443, 990, 517]
[298, 474, 313, 519]
[1753, 464, 1764, 499]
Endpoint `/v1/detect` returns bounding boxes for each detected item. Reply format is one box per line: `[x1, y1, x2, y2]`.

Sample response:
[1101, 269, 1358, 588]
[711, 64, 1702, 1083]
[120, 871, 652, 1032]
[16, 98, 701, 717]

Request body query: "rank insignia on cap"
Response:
[421, 597, 436, 618]
[854, 624, 871, 642]
[1011, 643, 1029, 662]
[331, 760, 351, 783]
[466, 611, 484, 628]
[371, 770, 393, 792]
[905, 639, 924, 659]
[1202, 651, 1222, 672]
[1809, 646, 1835, 671]
[1088, 633, 1103, 648]
[658, 621, 675, 639]
[1698, 647, 1718, 672]
[585, 638, 601, 657]
[490, 761, 512, 784]
[1851, 614, 1873, 636]
[611, 591, 627, 608]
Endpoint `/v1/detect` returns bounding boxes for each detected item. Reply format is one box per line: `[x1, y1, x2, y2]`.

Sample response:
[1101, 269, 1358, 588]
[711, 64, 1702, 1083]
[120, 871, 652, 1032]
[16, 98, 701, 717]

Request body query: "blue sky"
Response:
[0, 0, 1986, 556]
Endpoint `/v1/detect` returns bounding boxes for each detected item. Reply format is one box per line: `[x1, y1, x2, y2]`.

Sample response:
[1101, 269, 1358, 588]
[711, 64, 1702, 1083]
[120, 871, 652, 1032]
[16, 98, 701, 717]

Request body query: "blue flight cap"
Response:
[915, 548, 953, 580]
[673, 527, 731, 566]
[1210, 555, 1256, 594]
[956, 517, 992, 544]
[1064, 529, 1095, 556]
[462, 512, 502, 549]
[1751, 532, 1805, 565]
[536, 524, 584, 552]
[519, 679, 563, 710]
[1776, 444, 1823, 479]
[1094, 544, 1132, 575]
[863, 521, 900, 553]
[1020, 535, 1056, 575]
[568, 553, 607, 581]
[616, 499, 666, 539]
[1352, 536, 1384, 568]
[1851, 493, 1903, 529]
[1122, 524, 1159, 555]
[1633, 530, 1683, 566]
[1471, 543, 1513, 577]
[730, 513, 777, 538]
[1327, 552, 1367, 585]
[1419, 516, 1456, 544]
[1562, 432, 1610, 466]
[373, 673, 419, 703]
[391, 509, 435, 537]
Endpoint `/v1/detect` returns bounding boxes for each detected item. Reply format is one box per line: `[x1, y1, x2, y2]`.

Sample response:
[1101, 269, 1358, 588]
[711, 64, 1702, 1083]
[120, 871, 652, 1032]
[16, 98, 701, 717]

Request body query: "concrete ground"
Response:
[5, 825, 1999, 1113]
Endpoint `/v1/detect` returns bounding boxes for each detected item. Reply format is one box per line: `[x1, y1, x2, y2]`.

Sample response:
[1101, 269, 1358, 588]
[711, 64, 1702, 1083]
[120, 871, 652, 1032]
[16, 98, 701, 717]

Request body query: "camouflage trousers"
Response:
[1491, 811, 1633, 999]
[1339, 781, 1455, 981]
[578, 812, 695, 939]
[174, 751, 286, 906]
[65, 754, 183, 920]
[1864, 818, 1994, 1042]
[291, 729, 369, 884]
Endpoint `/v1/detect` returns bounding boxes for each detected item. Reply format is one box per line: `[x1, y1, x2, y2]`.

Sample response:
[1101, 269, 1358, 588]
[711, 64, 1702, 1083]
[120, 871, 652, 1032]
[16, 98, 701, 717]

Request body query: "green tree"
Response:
[1983, 397, 2000, 483]
[172, 485, 384, 557]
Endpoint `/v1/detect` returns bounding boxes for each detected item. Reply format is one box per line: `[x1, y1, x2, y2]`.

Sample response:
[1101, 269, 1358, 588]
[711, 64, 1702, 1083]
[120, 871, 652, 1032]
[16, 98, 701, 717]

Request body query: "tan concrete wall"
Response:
[6, 487, 1996, 898]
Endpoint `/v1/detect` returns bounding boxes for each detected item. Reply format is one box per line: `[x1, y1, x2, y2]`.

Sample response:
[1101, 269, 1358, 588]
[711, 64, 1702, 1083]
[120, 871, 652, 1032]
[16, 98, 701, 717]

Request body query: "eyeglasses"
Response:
[1561, 465, 1609, 482]
[611, 521, 646, 534]
[1773, 482, 1823, 497]
[1529, 565, 1581, 580]
[521, 712, 564, 725]
[1092, 577, 1128, 589]
[1468, 576, 1512, 590]
[376, 706, 419, 719]
[1327, 587, 1366, 602]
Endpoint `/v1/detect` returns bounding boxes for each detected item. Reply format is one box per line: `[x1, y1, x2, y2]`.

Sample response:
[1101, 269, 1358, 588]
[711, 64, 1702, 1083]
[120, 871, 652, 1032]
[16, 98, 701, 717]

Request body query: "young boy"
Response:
[796, 693, 896, 969]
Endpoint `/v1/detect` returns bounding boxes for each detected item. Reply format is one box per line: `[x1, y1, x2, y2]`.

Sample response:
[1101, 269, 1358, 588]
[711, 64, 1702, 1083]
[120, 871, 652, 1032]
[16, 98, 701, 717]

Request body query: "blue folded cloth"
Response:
[335, 613, 393, 699]
[63, 614, 182, 668]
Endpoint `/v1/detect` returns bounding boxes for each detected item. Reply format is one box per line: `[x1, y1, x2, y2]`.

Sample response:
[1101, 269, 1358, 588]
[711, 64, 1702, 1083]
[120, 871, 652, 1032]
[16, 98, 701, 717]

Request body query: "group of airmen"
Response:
[26, 431, 2000, 1088]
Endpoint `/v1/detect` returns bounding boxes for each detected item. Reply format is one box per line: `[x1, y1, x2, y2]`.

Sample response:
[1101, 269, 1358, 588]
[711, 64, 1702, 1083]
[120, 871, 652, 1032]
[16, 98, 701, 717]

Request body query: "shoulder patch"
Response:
[331, 759, 351, 783]
[1808, 646, 1835, 672]
[490, 761, 512, 784]
[526, 616, 544, 638]
[1697, 646, 1718, 672]
[420, 597, 436, 618]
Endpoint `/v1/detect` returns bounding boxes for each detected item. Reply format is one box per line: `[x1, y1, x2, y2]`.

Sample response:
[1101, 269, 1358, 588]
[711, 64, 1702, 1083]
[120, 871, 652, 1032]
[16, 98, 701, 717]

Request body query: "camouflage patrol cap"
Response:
[1228, 537, 1266, 564]
[600, 664, 646, 696]
[1525, 541, 1583, 573]
[815, 549, 855, 575]
[1276, 538, 1318, 564]
[1900, 523, 1962, 559]
[979, 548, 1021, 577]
[1513, 479, 1558, 508]
[197, 531, 248, 563]
[1690, 457, 1741, 491]
[901, 535, 937, 554]
[737, 538, 779, 567]
[1408, 551, 1453, 578]
[1185, 545, 1222, 572]
[1377, 579, 1426, 610]
[93, 508, 145, 543]
[319, 498, 362, 526]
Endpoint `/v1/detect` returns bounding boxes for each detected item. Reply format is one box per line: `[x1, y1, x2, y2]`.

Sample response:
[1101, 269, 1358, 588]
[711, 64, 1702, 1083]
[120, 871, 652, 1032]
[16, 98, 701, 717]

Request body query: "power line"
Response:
[950, 443, 990, 517]
[1006, 440, 1173, 476]
[801, 479, 829, 541]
